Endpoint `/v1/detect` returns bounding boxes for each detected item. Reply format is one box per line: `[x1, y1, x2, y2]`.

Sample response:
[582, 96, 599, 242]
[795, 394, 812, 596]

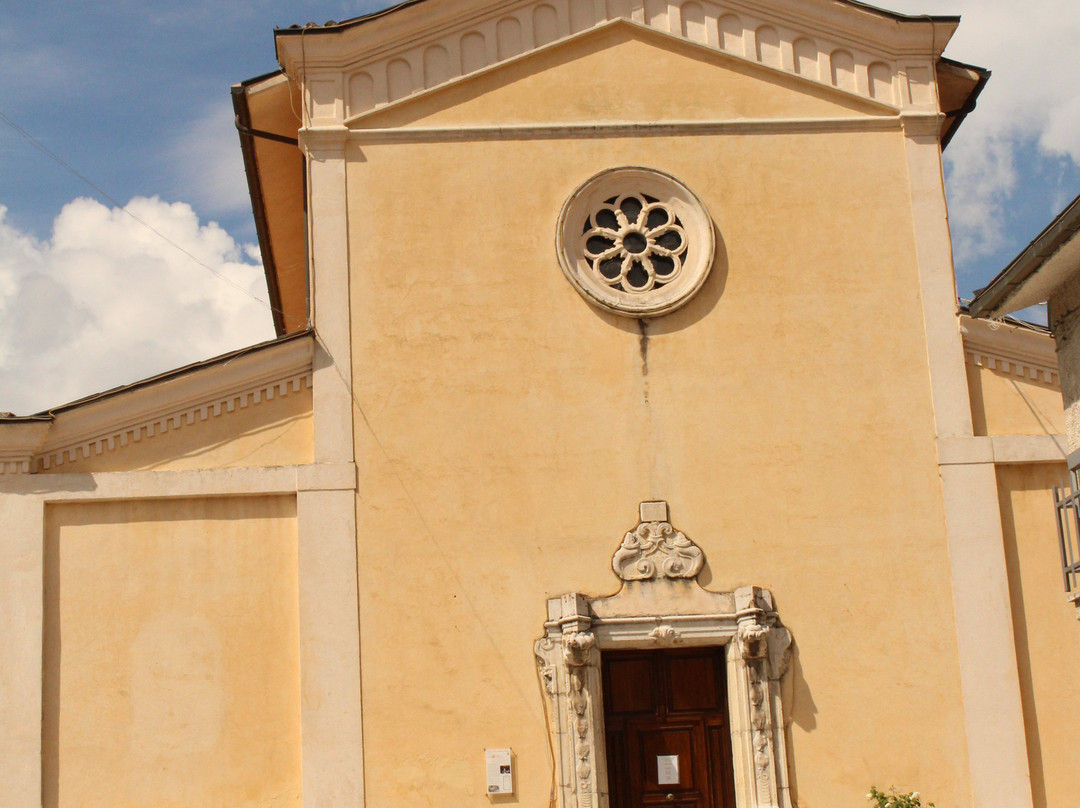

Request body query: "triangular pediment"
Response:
[348, 21, 893, 130]
[279, 0, 956, 129]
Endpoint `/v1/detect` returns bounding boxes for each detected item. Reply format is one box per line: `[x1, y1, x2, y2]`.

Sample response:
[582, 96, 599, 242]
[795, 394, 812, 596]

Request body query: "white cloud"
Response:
[0, 197, 276, 415]
[168, 100, 253, 218]
[883, 0, 1080, 265]
[1040, 92, 1080, 160]
[941, 134, 1017, 264]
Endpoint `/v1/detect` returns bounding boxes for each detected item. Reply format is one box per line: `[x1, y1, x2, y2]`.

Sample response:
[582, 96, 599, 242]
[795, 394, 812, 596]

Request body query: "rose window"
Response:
[582, 194, 687, 293]
[557, 167, 714, 317]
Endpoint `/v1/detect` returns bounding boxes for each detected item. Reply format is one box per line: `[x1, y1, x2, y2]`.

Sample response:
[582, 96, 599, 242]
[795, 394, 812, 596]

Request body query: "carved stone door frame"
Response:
[534, 502, 793, 808]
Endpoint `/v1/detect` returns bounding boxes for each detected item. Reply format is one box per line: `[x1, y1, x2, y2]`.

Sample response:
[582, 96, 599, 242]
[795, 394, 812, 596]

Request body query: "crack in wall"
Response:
[638, 318, 649, 406]
[636, 317, 669, 496]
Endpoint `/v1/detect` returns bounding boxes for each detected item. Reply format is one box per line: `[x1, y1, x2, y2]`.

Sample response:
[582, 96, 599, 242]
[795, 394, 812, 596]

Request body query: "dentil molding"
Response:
[961, 315, 1060, 388]
[37, 373, 312, 472]
[0, 335, 315, 474]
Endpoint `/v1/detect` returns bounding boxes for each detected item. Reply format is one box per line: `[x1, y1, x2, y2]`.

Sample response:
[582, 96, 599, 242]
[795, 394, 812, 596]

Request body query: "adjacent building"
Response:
[968, 194, 1080, 617]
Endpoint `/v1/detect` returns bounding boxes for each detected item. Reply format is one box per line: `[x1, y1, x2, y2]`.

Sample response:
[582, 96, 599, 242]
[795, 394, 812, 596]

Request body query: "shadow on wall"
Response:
[997, 467, 1051, 808]
[784, 637, 817, 807]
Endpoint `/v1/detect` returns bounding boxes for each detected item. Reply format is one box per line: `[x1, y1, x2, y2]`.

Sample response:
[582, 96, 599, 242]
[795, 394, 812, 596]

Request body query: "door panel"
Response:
[667, 654, 721, 712]
[605, 656, 657, 714]
[637, 723, 705, 807]
[602, 648, 735, 808]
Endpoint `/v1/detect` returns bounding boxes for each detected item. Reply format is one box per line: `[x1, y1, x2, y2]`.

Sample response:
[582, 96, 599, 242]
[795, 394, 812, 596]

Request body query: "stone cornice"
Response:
[279, 0, 954, 69]
[342, 114, 908, 142]
[900, 111, 945, 139]
[299, 125, 351, 157]
[0, 462, 357, 499]
[965, 347, 1059, 387]
[279, 1, 952, 129]
[37, 373, 313, 472]
[0, 336, 315, 474]
[937, 434, 1067, 466]
[0, 421, 52, 475]
[960, 314, 1060, 388]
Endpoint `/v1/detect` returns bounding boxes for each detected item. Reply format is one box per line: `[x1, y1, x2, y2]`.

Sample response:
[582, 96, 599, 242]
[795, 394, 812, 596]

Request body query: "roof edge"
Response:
[938, 57, 991, 152]
[37, 330, 314, 418]
[969, 193, 1080, 319]
[233, 77, 289, 336]
[273, 0, 961, 37]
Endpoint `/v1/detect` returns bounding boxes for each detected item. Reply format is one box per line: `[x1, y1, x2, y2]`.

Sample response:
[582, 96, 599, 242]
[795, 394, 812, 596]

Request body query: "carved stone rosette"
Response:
[536, 503, 793, 808]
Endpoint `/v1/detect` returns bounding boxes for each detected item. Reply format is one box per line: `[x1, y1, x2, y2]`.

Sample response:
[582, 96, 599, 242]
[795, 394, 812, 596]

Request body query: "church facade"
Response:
[3, 2, 1080, 807]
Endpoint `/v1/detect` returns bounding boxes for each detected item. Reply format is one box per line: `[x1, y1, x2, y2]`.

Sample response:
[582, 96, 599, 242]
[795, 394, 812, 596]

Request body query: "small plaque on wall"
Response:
[657, 754, 680, 785]
[485, 748, 513, 795]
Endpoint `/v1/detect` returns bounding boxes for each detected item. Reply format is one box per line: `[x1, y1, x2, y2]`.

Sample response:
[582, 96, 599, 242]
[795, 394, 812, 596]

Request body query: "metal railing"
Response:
[1053, 469, 1080, 594]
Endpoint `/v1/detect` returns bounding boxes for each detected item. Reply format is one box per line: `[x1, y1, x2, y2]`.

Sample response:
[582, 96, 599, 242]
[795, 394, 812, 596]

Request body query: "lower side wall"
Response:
[997, 463, 1080, 808]
[41, 495, 302, 808]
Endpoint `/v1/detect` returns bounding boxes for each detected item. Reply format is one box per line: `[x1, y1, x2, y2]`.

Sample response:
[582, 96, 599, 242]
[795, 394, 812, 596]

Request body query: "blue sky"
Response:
[0, 1, 384, 244]
[2, 0, 1079, 414]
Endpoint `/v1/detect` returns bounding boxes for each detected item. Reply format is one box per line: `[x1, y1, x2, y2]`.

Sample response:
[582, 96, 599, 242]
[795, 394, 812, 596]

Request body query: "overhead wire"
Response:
[312, 328, 560, 770]
[10, 34, 558, 796]
[1009, 376, 1069, 458]
[0, 107, 283, 319]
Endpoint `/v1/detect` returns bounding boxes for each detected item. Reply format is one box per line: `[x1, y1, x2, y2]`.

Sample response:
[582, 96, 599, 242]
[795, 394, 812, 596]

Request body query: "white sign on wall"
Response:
[657, 754, 680, 785]
[485, 748, 513, 795]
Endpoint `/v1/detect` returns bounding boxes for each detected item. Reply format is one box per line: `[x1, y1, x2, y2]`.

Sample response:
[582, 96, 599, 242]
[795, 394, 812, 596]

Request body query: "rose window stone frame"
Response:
[557, 167, 715, 317]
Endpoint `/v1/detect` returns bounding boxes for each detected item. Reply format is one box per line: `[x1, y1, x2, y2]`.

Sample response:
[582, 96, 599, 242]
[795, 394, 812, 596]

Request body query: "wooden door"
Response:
[602, 647, 736, 808]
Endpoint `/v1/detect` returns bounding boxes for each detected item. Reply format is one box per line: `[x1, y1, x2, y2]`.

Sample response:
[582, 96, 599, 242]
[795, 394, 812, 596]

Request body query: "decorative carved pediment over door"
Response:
[535, 501, 793, 808]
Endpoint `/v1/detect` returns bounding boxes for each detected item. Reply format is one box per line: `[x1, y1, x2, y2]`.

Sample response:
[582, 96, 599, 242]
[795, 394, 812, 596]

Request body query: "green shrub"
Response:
[867, 786, 934, 808]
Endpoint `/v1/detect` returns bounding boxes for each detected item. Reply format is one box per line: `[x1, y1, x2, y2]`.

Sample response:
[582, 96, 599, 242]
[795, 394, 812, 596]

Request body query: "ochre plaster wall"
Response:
[44, 389, 313, 474]
[996, 464, 1080, 808]
[965, 363, 1064, 438]
[344, 30, 970, 808]
[42, 496, 301, 808]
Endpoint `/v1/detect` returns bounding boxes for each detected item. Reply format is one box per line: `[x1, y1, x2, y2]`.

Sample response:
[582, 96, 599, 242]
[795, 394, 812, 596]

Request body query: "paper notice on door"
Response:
[657, 754, 680, 785]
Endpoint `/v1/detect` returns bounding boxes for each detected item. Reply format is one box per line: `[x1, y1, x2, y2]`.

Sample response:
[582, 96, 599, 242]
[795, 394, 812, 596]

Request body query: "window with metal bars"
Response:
[1053, 468, 1080, 594]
